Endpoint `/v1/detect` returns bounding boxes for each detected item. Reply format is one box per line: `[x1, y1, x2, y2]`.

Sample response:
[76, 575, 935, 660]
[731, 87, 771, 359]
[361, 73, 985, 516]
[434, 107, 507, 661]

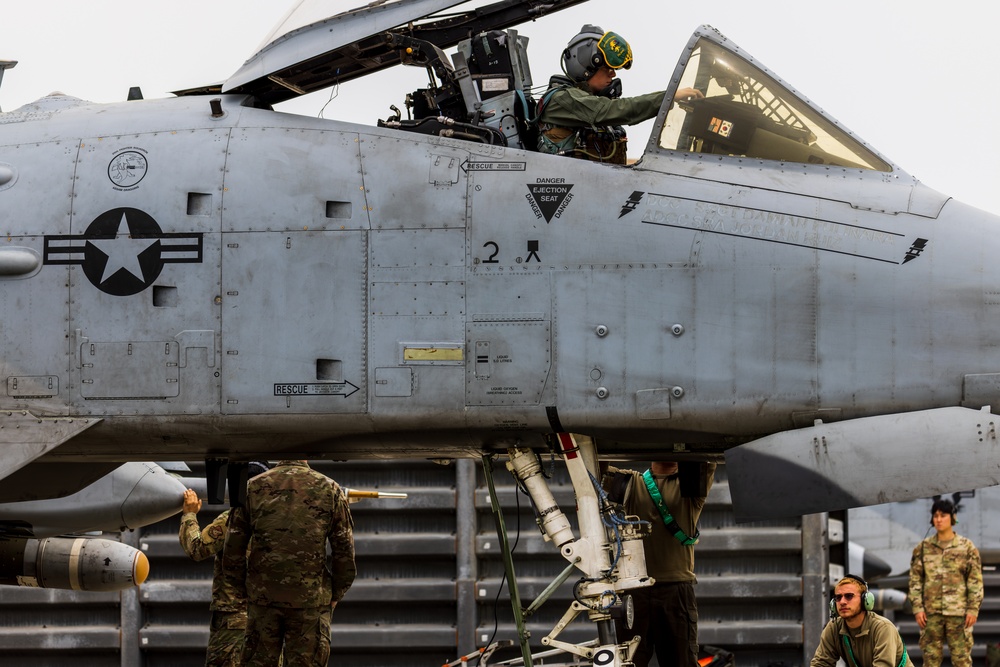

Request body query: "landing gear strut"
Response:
[482, 434, 652, 666]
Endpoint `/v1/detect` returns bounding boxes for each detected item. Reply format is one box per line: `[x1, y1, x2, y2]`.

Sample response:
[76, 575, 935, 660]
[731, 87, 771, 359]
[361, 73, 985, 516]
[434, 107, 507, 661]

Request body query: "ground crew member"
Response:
[908, 498, 983, 667]
[811, 574, 910, 667]
[224, 460, 356, 667]
[178, 461, 269, 667]
[604, 459, 716, 666]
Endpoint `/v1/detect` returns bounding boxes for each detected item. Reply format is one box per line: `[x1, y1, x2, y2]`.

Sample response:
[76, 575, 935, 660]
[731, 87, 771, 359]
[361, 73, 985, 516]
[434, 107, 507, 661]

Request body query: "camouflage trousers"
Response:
[919, 614, 973, 667]
[205, 610, 247, 667]
[241, 603, 331, 667]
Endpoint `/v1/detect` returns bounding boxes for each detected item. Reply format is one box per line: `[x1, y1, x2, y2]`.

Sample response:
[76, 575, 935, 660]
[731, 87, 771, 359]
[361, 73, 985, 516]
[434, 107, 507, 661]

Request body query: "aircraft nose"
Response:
[118, 463, 188, 530]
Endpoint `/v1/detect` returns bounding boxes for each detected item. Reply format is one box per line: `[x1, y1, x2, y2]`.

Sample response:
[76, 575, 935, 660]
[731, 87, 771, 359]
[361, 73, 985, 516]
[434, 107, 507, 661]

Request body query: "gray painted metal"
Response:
[0, 60, 15, 113]
[728, 407, 1000, 521]
[220, 0, 587, 101]
[0, 414, 100, 482]
[4, 13, 1000, 525]
[221, 230, 369, 415]
[120, 528, 143, 667]
[0, 462, 186, 537]
[224, 0, 472, 93]
[801, 513, 830, 666]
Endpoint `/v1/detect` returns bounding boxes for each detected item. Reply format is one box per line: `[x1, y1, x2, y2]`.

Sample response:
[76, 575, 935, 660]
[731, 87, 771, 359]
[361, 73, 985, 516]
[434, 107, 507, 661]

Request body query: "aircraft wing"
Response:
[0, 412, 101, 485]
[219, 0, 588, 104]
[727, 407, 1000, 521]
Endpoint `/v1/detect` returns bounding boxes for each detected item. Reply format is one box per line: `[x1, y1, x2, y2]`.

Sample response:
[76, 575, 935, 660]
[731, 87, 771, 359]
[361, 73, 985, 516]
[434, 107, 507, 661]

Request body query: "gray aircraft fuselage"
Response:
[2, 91, 996, 454]
[2, 18, 999, 520]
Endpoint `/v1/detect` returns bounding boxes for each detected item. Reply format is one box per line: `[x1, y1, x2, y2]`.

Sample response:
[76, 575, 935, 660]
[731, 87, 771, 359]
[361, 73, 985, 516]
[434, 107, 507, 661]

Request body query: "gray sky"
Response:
[2, 1, 996, 213]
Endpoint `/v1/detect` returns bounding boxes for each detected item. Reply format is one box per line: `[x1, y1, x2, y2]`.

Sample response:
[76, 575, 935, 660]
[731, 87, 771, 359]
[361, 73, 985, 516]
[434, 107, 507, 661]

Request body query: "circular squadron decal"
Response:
[108, 149, 148, 190]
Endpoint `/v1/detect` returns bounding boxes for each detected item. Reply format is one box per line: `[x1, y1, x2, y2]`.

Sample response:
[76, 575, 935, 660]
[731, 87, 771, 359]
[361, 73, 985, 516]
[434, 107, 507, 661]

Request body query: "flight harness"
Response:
[642, 469, 699, 545]
[532, 84, 627, 163]
[533, 84, 575, 155]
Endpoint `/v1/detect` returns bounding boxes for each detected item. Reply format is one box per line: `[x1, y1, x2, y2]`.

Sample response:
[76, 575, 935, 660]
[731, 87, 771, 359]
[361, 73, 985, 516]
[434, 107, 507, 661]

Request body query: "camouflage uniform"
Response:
[224, 460, 356, 667]
[908, 533, 983, 667]
[179, 509, 247, 667]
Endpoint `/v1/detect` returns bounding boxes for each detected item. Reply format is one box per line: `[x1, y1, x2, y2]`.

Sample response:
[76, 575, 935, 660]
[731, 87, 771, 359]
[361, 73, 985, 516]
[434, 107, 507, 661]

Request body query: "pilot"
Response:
[537, 25, 703, 163]
[178, 461, 270, 667]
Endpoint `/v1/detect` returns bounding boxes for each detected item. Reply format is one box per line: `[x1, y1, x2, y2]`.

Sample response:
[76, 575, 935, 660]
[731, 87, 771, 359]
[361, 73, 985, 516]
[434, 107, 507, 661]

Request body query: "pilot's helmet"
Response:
[562, 24, 633, 83]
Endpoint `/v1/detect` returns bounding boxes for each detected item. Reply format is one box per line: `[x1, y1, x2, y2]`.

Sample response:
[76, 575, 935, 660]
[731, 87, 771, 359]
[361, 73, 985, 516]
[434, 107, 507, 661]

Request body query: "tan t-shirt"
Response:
[611, 463, 716, 583]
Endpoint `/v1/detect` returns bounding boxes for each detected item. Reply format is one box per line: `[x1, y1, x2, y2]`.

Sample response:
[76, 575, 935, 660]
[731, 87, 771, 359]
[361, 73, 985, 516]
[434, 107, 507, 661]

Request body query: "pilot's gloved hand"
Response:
[677, 87, 704, 102]
[182, 488, 202, 514]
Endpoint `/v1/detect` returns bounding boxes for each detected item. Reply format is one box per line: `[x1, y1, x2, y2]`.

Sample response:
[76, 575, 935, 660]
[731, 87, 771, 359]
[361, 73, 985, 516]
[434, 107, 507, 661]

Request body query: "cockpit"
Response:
[216, 0, 892, 172]
[370, 27, 891, 173]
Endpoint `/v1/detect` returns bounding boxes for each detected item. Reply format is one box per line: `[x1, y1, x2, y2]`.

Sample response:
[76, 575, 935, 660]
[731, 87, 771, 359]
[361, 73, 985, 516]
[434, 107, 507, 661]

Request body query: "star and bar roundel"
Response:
[43, 208, 203, 296]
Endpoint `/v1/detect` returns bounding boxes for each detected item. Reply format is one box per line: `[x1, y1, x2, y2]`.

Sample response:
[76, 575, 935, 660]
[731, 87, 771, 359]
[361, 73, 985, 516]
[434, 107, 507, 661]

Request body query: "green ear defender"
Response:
[829, 573, 874, 616]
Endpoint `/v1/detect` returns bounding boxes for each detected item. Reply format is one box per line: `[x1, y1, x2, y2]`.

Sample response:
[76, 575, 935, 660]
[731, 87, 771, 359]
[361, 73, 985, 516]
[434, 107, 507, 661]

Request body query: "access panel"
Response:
[220, 230, 367, 414]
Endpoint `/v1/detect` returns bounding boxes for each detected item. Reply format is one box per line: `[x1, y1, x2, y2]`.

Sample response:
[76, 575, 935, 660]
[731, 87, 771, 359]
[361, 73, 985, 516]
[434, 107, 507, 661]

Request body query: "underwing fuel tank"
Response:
[726, 407, 1000, 521]
[0, 536, 150, 591]
[0, 462, 187, 538]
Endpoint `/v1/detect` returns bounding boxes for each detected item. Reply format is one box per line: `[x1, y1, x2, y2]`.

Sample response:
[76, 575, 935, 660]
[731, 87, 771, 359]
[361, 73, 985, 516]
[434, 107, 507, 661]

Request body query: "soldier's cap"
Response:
[931, 498, 958, 521]
[248, 460, 270, 478]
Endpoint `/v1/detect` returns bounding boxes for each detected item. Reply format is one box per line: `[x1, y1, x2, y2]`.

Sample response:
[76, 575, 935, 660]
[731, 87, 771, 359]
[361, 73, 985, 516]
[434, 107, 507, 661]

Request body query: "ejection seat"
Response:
[378, 29, 538, 151]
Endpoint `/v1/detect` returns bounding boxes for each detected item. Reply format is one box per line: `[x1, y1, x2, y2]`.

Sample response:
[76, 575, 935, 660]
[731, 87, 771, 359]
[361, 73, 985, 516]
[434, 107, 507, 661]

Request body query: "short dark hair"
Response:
[931, 498, 955, 516]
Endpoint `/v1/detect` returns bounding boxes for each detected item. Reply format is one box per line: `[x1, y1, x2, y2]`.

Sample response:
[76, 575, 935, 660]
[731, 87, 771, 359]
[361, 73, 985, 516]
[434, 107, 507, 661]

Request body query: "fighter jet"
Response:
[3, 0, 1000, 662]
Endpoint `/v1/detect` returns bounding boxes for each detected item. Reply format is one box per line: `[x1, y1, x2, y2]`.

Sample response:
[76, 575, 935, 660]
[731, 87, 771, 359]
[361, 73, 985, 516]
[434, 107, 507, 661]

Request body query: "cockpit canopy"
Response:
[659, 36, 890, 171]
[216, 0, 893, 173]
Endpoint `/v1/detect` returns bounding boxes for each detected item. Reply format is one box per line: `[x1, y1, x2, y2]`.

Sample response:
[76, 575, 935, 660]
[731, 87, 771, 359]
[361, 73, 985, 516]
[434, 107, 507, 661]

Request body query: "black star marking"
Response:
[44, 207, 203, 296]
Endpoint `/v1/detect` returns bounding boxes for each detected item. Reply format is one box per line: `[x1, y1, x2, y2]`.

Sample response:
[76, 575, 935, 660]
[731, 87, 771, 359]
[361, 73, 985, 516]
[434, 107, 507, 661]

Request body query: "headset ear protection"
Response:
[930, 496, 959, 525]
[829, 574, 874, 617]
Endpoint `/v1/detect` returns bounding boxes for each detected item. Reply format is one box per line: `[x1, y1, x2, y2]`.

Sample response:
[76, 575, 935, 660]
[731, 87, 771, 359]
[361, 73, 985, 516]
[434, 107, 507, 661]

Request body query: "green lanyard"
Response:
[641, 469, 698, 546]
[842, 630, 909, 667]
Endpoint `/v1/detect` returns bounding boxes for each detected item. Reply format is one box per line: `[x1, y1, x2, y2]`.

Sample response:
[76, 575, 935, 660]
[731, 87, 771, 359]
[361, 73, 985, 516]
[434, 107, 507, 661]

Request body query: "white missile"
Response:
[0, 536, 150, 591]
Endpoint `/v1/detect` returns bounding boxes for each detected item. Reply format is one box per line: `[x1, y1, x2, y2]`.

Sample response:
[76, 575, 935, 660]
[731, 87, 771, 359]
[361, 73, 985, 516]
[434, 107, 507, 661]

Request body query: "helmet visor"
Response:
[597, 32, 633, 70]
